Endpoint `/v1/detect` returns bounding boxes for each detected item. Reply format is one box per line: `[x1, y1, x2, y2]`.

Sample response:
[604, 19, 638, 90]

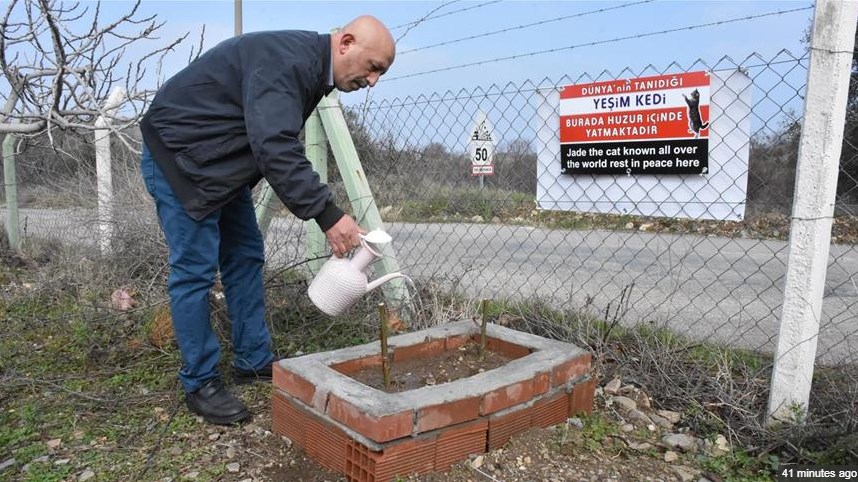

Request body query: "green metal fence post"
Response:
[317, 94, 411, 309]
[305, 108, 329, 275]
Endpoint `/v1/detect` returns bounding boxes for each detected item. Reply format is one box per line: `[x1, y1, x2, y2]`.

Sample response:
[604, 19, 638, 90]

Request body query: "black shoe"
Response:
[233, 361, 274, 385]
[185, 378, 251, 425]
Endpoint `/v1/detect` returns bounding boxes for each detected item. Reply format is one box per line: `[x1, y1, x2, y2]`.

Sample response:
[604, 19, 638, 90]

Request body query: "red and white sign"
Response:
[537, 69, 752, 221]
[559, 71, 711, 175]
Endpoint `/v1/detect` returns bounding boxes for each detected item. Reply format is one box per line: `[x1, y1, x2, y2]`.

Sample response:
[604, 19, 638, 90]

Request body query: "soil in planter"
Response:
[349, 341, 513, 392]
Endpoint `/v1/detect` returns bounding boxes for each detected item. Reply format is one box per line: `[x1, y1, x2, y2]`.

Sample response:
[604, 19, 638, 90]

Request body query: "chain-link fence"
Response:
[332, 50, 858, 366]
[0, 129, 155, 251]
[2, 50, 856, 368]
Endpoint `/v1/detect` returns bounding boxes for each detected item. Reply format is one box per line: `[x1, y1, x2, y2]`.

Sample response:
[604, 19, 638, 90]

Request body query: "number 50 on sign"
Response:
[470, 142, 494, 175]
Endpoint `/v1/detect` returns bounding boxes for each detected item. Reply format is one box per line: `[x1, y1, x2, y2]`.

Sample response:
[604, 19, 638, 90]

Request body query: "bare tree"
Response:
[0, 0, 203, 145]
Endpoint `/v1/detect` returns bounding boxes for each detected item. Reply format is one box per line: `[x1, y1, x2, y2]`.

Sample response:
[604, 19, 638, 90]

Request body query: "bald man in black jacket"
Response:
[140, 16, 395, 424]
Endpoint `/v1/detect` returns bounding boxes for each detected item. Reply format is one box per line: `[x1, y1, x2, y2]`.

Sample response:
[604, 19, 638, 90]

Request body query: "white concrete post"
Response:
[254, 181, 278, 237]
[2, 134, 20, 251]
[94, 87, 126, 255]
[767, 0, 858, 423]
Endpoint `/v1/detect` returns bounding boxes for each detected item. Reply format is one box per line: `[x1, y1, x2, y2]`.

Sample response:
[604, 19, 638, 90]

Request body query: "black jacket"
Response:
[140, 30, 343, 231]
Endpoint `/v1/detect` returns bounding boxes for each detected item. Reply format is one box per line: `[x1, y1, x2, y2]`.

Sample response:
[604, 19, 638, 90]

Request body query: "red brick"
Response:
[533, 371, 551, 396]
[570, 377, 596, 416]
[347, 436, 437, 482]
[445, 334, 472, 351]
[345, 441, 377, 482]
[273, 363, 316, 405]
[435, 419, 488, 469]
[488, 408, 531, 450]
[392, 338, 446, 362]
[306, 416, 349, 474]
[550, 352, 591, 387]
[480, 379, 535, 415]
[271, 390, 306, 448]
[532, 392, 570, 428]
[471, 335, 531, 359]
[328, 394, 413, 443]
[375, 437, 437, 480]
[271, 331, 595, 481]
[330, 355, 382, 375]
[416, 396, 481, 433]
[486, 337, 531, 359]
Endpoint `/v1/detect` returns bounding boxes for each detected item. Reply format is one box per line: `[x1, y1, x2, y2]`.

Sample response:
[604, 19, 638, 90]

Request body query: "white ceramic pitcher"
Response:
[307, 230, 406, 316]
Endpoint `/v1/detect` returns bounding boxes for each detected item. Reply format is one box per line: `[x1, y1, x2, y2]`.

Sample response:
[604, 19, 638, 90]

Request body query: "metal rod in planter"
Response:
[378, 302, 391, 389]
[480, 299, 489, 356]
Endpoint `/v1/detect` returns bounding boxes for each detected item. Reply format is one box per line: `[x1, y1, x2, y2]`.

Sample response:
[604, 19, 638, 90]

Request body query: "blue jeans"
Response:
[141, 143, 274, 393]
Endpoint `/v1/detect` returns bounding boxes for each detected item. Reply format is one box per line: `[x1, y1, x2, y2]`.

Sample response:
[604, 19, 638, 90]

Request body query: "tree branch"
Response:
[0, 0, 195, 137]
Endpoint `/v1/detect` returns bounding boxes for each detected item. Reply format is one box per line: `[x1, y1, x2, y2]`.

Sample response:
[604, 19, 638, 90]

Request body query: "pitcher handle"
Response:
[359, 234, 385, 258]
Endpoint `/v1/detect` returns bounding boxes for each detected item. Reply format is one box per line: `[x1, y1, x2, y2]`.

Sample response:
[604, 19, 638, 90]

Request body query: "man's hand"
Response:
[325, 215, 365, 258]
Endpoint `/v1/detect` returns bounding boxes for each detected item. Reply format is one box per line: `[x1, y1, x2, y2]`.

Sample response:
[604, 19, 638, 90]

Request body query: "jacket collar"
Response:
[320, 33, 335, 96]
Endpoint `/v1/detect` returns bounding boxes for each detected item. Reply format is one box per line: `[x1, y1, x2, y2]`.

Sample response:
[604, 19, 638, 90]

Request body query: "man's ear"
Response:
[339, 33, 355, 54]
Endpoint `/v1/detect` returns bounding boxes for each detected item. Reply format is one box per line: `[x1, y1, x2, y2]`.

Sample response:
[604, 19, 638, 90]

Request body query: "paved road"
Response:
[6, 208, 857, 362]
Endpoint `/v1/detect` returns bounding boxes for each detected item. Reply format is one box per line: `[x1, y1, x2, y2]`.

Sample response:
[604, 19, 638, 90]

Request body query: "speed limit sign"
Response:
[470, 143, 494, 175]
[469, 111, 495, 176]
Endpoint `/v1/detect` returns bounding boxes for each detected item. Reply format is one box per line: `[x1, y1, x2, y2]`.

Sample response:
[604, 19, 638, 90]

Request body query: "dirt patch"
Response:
[348, 341, 512, 392]
[167, 386, 349, 482]
[406, 426, 692, 482]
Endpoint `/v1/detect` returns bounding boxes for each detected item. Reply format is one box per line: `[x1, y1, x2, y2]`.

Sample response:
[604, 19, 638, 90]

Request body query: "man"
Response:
[139, 16, 396, 425]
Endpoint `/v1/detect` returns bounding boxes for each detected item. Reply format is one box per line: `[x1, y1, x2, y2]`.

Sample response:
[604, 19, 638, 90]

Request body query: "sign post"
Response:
[469, 110, 495, 187]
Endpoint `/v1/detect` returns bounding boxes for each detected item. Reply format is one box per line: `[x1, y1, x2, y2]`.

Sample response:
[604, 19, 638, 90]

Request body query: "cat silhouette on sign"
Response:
[682, 89, 709, 139]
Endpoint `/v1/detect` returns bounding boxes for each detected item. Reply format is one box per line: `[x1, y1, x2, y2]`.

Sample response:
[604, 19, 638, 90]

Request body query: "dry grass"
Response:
[495, 297, 858, 469]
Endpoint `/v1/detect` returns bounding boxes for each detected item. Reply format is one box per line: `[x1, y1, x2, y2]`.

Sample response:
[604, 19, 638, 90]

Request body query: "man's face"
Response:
[333, 33, 394, 92]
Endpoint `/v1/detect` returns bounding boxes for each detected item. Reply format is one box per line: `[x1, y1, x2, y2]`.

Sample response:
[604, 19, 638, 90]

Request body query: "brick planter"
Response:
[272, 321, 595, 482]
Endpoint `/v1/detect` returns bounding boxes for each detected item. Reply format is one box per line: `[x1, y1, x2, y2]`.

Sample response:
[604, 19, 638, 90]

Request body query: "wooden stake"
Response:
[480, 299, 489, 356]
[378, 303, 391, 389]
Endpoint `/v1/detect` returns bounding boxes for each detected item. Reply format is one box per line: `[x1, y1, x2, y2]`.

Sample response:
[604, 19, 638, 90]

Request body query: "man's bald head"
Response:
[331, 15, 395, 92]
[342, 15, 395, 54]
